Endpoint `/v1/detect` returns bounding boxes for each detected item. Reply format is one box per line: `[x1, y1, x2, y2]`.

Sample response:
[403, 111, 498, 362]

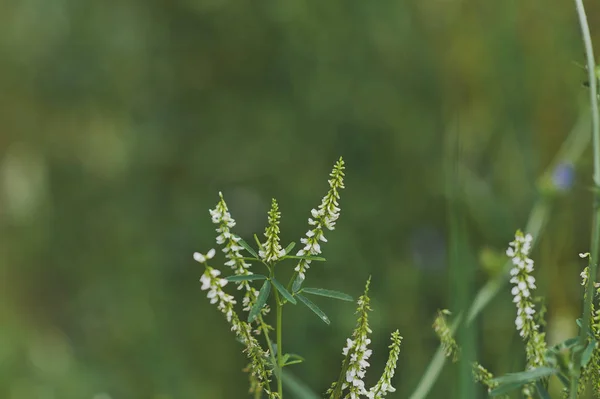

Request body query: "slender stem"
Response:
[573, 0, 600, 397]
[259, 315, 277, 368]
[275, 289, 284, 398]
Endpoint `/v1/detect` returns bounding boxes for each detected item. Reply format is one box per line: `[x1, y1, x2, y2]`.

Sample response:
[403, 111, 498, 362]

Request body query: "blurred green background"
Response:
[2, 1, 600, 398]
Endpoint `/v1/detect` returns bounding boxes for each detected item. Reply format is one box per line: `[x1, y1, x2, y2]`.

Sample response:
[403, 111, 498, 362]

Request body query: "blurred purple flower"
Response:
[551, 162, 575, 191]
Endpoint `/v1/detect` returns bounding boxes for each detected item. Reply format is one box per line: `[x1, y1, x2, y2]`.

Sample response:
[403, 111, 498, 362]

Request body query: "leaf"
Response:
[581, 338, 597, 368]
[281, 370, 320, 399]
[284, 359, 304, 366]
[285, 255, 326, 261]
[284, 242, 297, 255]
[233, 235, 259, 258]
[297, 294, 330, 325]
[226, 274, 267, 282]
[248, 280, 271, 322]
[534, 381, 551, 399]
[547, 337, 579, 354]
[489, 382, 524, 396]
[555, 372, 570, 388]
[301, 288, 353, 302]
[282, 353, 304, 367]
[490, 367, 558, 395]
[292, 274, 304, 293]
[271, 278, 297, 305]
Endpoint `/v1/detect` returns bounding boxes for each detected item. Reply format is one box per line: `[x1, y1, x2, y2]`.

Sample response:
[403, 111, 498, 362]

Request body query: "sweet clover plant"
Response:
[194, 158, 402, 398]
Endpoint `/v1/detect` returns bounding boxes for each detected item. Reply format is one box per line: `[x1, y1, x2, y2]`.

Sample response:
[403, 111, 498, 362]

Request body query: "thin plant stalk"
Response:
[276, 289, 284, 398]
[572, 0, 600, 396]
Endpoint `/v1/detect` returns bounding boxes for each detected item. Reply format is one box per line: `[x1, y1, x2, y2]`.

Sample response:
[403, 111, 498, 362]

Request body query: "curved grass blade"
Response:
[301, 288, 353, 302]
[226, 274, 267, 282]
[297, 294, 329, 325]
[233, 235, 259, 258]
[248, 280, 271, 322]
[271, 277, 297, 305]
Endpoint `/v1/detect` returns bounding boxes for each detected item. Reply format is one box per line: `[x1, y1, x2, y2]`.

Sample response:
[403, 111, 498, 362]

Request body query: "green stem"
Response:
[572, 0, 600, 397]
[259, 315, 277, 370]
[275, 289, 284, 398]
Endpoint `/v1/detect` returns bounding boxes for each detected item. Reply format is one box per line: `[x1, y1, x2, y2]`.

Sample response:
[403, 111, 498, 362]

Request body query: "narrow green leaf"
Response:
[284, 255, 326, 261]
[292, 274, 304, 292]
[555, 372, 570, 388]
[297, 294, 330, 325]
[581, 338, 597, 368]
[489, 381, 524, 396]
[301, 288, 353, 302]
[535, 381, 551, 399]
[286, 353, 305, 362]
[284, 242, 297, 255]
[248, 280, 271, 322]
[226, 274, 267, 282]
[271, 278, 297, 305]
[284, 360, 304, 366]
[490, 367, 558, 395]
[547, 337, 579, 355]
[281, 353, 305, 366]
[233, 235, 259, 258]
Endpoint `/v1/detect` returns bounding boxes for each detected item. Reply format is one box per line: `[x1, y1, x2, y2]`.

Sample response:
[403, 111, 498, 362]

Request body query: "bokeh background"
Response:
[2, 1, 600, 398]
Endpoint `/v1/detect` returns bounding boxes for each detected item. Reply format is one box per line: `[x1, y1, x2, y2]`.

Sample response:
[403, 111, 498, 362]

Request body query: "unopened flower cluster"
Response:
[259, 199, 286, 262]
[472, 363, 506, 398]
[433, 309, 459, 362]
[295, 158, 345, 282]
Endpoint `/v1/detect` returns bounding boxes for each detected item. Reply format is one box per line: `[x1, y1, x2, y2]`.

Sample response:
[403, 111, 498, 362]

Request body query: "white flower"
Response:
[193, 248, 216, 263]
[199, 266, 236, 322]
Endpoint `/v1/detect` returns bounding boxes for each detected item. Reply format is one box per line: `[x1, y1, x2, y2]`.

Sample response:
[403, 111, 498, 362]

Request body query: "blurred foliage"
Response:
[1, 0, 600, 398]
